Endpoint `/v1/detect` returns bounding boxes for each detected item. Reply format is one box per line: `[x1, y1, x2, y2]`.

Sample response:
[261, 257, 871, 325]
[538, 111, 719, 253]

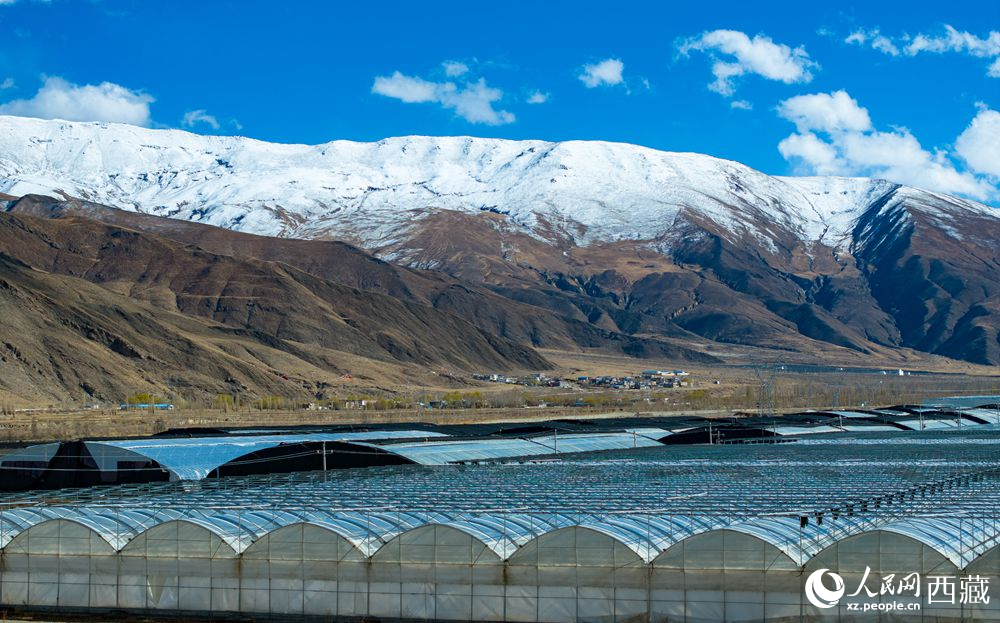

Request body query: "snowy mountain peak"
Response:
[3, 116, 1000, 368]
[0, 115, 994, 253]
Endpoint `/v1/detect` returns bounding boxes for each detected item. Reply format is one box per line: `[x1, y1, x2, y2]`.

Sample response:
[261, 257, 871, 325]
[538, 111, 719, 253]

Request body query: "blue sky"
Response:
[0, 0, 998, 200]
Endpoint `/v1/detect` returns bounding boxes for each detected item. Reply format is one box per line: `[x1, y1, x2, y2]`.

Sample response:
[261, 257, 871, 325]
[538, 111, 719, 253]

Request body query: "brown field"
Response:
[0, 405, 644, 444]
[1, 352, 996, 443]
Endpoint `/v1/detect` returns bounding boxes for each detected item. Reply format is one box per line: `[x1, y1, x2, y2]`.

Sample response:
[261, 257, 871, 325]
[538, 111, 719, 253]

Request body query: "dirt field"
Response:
[2, 350, 997, 444]
[3, 386, 997, 445]
[0, 405, 649, 444]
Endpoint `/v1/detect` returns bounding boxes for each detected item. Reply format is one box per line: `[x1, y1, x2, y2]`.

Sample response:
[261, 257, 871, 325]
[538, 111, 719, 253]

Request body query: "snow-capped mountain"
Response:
[2, 115, 999, 367]
[1, 115, 993, 254]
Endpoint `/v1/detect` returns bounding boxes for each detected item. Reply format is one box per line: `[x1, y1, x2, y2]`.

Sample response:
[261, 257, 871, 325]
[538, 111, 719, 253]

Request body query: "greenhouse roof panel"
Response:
[89, 430, 447, 480]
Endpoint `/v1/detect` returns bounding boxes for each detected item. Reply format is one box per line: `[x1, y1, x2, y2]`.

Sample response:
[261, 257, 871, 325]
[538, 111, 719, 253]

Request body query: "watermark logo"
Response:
[804, 568, 990, 612]
[805, 568, 845, 608]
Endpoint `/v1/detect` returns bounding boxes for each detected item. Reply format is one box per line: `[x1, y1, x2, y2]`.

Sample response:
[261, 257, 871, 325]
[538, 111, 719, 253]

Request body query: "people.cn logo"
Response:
[805, 569, 846, 608]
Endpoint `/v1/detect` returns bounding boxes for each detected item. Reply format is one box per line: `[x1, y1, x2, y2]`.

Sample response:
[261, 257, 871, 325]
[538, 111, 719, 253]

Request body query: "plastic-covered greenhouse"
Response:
[2, 427, 1000, 622]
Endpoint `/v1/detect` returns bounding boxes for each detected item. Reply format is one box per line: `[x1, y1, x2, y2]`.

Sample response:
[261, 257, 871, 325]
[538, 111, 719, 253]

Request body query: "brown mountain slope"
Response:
[1, 120, 995, 368]
[5, 195, 718, 362]
[0, 254, 438, 403]
[0, 212, 560, 403]
[367, 195, 1000, 366]
[367, 208, 892, 356]
[852, 196, 1000, 365]
[8, 190, 996, 369]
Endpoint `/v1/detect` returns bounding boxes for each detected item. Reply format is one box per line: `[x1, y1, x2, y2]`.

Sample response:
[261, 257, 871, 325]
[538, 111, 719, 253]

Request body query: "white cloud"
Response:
[679, 29, 816, 97]
[730, 99, 752, 110]
[845, 29, 900, 56]
[0, 78, 13, 90]
[872, 37, 902, 56]
[844, 31, 865, 45]
[778, 132, 841, 175]
[0, 0, 53, 6]
[526, 90, 549, 104]
[445, 79, 515, 125]
[955, 106, 1000, 178]
[846, 25, 1000, 77]
[777, 91, 995, 201]
[777, 90, 871, 133]
[442, 61, 469, 77]
[847, 131, 990, 199]
[372, 70, 514, 125]
[905, 26, 1000, 57]
[0, 76, 153, 126]
[181, 109, 220, 130]
[372, 71, 438, 103]
[578, 58, 625, 88]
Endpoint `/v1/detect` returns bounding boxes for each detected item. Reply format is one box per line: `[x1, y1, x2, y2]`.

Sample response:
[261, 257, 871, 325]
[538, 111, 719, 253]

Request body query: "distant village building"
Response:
[474, 369, 691, 391]
[119, 403, 174, 411]
[343, 399, 373, 409]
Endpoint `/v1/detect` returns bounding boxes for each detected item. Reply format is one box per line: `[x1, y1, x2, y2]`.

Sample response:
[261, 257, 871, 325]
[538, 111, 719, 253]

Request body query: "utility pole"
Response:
[751, 360, 780, 418]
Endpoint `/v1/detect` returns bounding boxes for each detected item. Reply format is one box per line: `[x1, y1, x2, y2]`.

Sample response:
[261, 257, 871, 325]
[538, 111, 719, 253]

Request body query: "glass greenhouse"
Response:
[1, 428, 999, 621]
